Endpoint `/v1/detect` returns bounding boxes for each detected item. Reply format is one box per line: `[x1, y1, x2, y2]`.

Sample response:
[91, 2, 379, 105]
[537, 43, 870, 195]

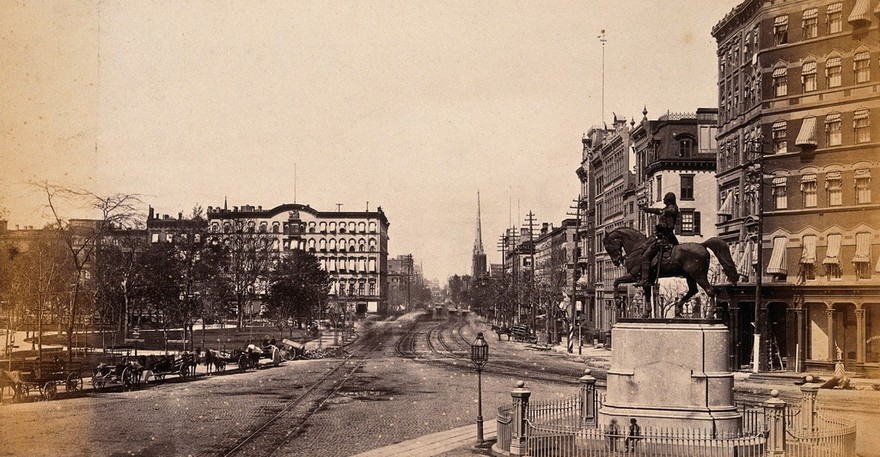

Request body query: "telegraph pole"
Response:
[524, 212, 537, 333]
[748, 137, 769, 372]
[567, 196, 582, 353]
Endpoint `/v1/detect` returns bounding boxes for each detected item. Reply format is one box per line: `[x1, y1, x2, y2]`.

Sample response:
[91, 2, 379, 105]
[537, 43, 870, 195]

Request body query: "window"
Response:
[773, 16, 788, 45]
[772, 177, 788, 209]
[151, 233, 160, 243]
[826, 56, 841, 88]
[825, 172, 842, 206]
[679, 138, 693, 157]
[827, 3, 842, 34]
[854, 110, 870, 143]
[825, 113, 842, 146]
[656, 176, 662, 201]
[824, 233, 843, 280]
[369, 282, 376, 296]
[801, 61, 817, 92]
[801, 174, 818, 207]
[273, 222, 280, 233]
[802, 8, 818, 38]
[678, 210, 701, 236]
[855, 169, 872, 204]
[698, 125, 717, 151]
[680, 175, 694, 200]
[772, 121, 787, 154]
[854, 51, 870, 83]
[854, 232, 872, 279]
[773, 66, 788, 96]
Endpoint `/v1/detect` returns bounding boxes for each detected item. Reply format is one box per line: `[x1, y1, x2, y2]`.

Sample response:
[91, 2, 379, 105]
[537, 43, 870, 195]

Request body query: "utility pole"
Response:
[524, 211, 537, 334]
[598, 30, 607, 124]
[567, 196, 583, 353]
[748, 136, 769, 372]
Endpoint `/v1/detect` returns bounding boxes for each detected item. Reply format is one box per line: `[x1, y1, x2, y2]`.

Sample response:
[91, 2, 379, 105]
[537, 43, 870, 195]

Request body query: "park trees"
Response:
[221, 219, 274, 329]
[264, 250, 330, 338]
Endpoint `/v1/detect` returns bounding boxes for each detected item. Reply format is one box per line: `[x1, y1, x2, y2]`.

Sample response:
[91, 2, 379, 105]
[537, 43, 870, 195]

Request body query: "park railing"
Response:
[495, 375, 857, 457]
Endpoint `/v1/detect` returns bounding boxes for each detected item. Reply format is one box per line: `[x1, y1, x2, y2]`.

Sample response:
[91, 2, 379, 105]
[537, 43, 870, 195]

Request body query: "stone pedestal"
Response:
[599, 319, 741, 434]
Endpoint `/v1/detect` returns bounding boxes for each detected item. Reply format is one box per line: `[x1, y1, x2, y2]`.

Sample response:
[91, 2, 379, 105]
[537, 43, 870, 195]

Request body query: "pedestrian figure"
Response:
[624, 418, 641, 452]
[636, 192, 680, 287]
[606, 418, 620, 451]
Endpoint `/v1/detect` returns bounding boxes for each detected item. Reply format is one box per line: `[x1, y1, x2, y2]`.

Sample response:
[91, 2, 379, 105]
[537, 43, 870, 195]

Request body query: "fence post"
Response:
[764, 389, 786, 457]
[511, 380, 531, 456]
[579, 369, 597, 426]
[799, 375, 819, 432]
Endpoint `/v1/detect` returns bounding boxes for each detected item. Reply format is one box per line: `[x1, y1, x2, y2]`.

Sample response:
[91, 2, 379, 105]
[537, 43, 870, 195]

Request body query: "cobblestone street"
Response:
[0, 315, 584, 457]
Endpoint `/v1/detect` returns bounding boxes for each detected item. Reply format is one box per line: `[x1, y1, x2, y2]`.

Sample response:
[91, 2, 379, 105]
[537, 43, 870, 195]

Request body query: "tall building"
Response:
[713, 0, 880, 374]
[579, 116, 635, 340]
[472, 192, 488, 278]
[206, 203, 390, 315]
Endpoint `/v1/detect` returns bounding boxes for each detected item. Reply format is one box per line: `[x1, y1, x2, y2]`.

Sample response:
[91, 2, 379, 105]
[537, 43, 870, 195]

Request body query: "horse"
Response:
[203, 349, 225, 375]
[602, 227, 740, 319]
[491, 324, 512, 341]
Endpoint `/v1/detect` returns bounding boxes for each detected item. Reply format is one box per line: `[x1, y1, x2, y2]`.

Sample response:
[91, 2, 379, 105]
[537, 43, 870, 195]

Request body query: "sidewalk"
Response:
[352, 421, 497, 457]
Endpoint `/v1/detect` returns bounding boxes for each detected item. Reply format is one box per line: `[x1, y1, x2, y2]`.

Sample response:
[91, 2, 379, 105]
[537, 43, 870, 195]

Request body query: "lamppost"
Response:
[470, 332, 489, 445]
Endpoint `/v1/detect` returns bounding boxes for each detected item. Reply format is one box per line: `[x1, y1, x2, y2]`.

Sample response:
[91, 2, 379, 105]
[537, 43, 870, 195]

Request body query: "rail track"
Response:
[221, 330, 384, 457]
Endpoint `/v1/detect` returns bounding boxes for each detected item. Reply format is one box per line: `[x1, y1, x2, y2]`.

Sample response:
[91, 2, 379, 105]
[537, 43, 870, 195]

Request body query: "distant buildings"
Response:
[205, 203, 390, 314]
[713, 0, 880, 374]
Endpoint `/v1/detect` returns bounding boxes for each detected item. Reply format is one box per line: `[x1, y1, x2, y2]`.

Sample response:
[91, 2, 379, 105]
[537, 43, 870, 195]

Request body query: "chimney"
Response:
[541, 222, 549, 234]
[178, 212, 183, 220]
[148, 206, 155, 220]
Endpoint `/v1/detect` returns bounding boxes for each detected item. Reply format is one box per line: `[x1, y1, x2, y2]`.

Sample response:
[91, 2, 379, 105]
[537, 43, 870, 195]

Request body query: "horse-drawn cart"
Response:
[144, 353, 195, 381]
[278, 339, 305, 361]
[92, 357, 144, 391]
[0, 357, 84, 401]
[511, 324, 538, 344]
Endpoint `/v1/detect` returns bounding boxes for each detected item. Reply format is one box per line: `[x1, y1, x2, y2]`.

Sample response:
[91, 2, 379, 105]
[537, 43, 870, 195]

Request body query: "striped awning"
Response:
[848, 0, 871, 25]
[772, 66, 787, 77]
[718, 192, 734, 216]
[823, 233, 842, 265]
[802, 61, 817, 75]
[767, 237, 789, 275]
[796, 117, 817, 146]
[828, 2, 842, 14]
[800, 174, 817, 191]
[801, 236, 817, 265]
[803, 8, 818, 20]
[731, 242, 743, 273]
[772, 176, 787, 187]
[854, 109, 870, 121]
[774, 15, 789, 26]
[854, 232, 871, 263]
[738, 241, 754, 278]
[855, 168, 872, 181]
[825, 171, 842, 189]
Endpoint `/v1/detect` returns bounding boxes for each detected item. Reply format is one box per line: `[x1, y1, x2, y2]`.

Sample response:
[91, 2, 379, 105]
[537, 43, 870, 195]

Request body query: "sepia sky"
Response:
[1, 0, 741, 284]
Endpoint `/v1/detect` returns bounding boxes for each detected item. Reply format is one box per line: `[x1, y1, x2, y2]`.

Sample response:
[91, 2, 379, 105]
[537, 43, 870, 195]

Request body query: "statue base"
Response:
[599, 320, 741, 434]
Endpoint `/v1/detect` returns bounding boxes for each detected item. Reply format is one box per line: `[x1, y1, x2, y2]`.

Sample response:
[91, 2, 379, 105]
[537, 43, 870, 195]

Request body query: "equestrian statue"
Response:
[603, 192, 740, 319]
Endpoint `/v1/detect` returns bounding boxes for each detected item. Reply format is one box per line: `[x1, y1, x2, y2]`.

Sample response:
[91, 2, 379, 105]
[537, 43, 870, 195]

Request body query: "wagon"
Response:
[143, 353, 195, 381]
[1, 357, 84, 401]
[213, 347, 261, 371]
[92, 357, 145, 391]
[511, 324, 538, 344]
[278, 339, 305, 361]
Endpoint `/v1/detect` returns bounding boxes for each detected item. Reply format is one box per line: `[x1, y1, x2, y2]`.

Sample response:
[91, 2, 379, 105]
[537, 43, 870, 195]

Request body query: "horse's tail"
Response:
[702, 237, 739, 286]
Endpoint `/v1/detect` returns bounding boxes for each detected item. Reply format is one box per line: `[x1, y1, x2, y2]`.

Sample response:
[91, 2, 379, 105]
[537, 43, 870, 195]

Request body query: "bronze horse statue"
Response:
[602, 227, 740, 318]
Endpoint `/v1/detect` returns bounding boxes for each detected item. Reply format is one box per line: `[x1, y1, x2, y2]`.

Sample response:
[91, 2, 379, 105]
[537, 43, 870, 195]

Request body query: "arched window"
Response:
[825, 56, 841, 88]
[307, 239, 316, 250]
[357, 222, 366, 233]
[349, 238, 356, 252]
[801, 60, 817, 92]
[211, 222, 220, 233]
[339, 238, 347, 251]
[854, 51, 870, 83]
[319, 222, 327, 233]
[329, 222, 337, 233]
[772, 66, 787, 97]
[308, 222, 315, 233]
[329, 238, 337, 251]
[369, 238, 377, 252]
[328, 258, 336, 272]
[337, 257, 346, 272]
[223, 222, 231, 233]
[259, 222, 267, 232]
[319, 238, 327, 251]
[349, 222, 356, 232]
[359, 239, 366, 252]
[272, 222, 280, 233]
[369, 221, 377, 233]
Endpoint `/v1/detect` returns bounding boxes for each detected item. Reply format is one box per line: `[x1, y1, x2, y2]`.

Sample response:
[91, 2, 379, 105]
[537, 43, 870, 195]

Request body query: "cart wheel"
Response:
[179, 364, 189, 379]
[16, 383, 30, 400]
[66, 372, 83, 392]
[92, 374, 104, 391]
[43, 382, 57, 400]
[122, 367, 133, 389]
[238, 354, 249, 371]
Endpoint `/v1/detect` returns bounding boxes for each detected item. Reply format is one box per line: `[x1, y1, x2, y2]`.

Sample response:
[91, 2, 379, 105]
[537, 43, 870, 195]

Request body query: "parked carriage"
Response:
[211, 346, 262, 371]
[278, 339, 305, 361]
[0, 356, 84, 401]
[143, 353, 195, 381]
[92, 357, 145, 391]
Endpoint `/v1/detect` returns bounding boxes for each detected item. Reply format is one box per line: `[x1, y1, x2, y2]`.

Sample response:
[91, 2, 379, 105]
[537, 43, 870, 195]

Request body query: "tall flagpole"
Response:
[598, 30, 607, 125]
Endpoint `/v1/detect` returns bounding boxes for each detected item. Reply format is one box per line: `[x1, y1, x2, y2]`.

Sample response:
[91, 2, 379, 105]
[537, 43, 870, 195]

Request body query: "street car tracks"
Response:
[222, 336, 384, 457]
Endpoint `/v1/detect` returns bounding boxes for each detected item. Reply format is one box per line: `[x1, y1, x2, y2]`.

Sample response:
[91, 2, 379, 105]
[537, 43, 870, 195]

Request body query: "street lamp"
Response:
[470, 332, 489, 444]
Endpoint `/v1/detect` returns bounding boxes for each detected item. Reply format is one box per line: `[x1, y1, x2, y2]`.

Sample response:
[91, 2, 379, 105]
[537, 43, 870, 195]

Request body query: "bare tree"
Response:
[220, 219, 274, 329]
[34, 181, 141, 361]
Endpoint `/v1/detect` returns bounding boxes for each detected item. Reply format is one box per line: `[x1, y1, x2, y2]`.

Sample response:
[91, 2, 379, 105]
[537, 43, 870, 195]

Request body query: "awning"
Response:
[848, 0, 871, 25]
[801, 235, 817, 264]
[826, 57, 841, 69]
[796, 117, 817, 146]
[855, 168, 872, 181]
[718, 192, 734, 216]
[774, 15, 789, 26]
[772, 176, 787, 187]
[802, 61, 817, 75]
[823, 233, 842, 265]
[803, 8, 818, 20]
[800, 174, 817, 191]
[854, 232, 871, 263]
[825, 171, 842, 189]
[738, 241, 754, 278]
[767, 237, 789, 275]
[772, 66, 787, 77]
[828, 3, 843, 13]
[854, 109, 870, 122]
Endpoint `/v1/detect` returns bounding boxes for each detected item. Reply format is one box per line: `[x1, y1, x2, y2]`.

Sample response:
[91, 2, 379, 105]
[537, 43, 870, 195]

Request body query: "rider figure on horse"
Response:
[636, 192, 680, 287]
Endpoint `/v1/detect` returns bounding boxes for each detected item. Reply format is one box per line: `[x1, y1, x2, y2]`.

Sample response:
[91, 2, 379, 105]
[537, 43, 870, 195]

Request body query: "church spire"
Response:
[472, 191, 487, 277]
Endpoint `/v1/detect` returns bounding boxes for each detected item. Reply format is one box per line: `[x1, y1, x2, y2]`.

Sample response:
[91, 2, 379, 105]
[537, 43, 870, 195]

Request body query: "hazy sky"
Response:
[1, 0, 741, 283]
